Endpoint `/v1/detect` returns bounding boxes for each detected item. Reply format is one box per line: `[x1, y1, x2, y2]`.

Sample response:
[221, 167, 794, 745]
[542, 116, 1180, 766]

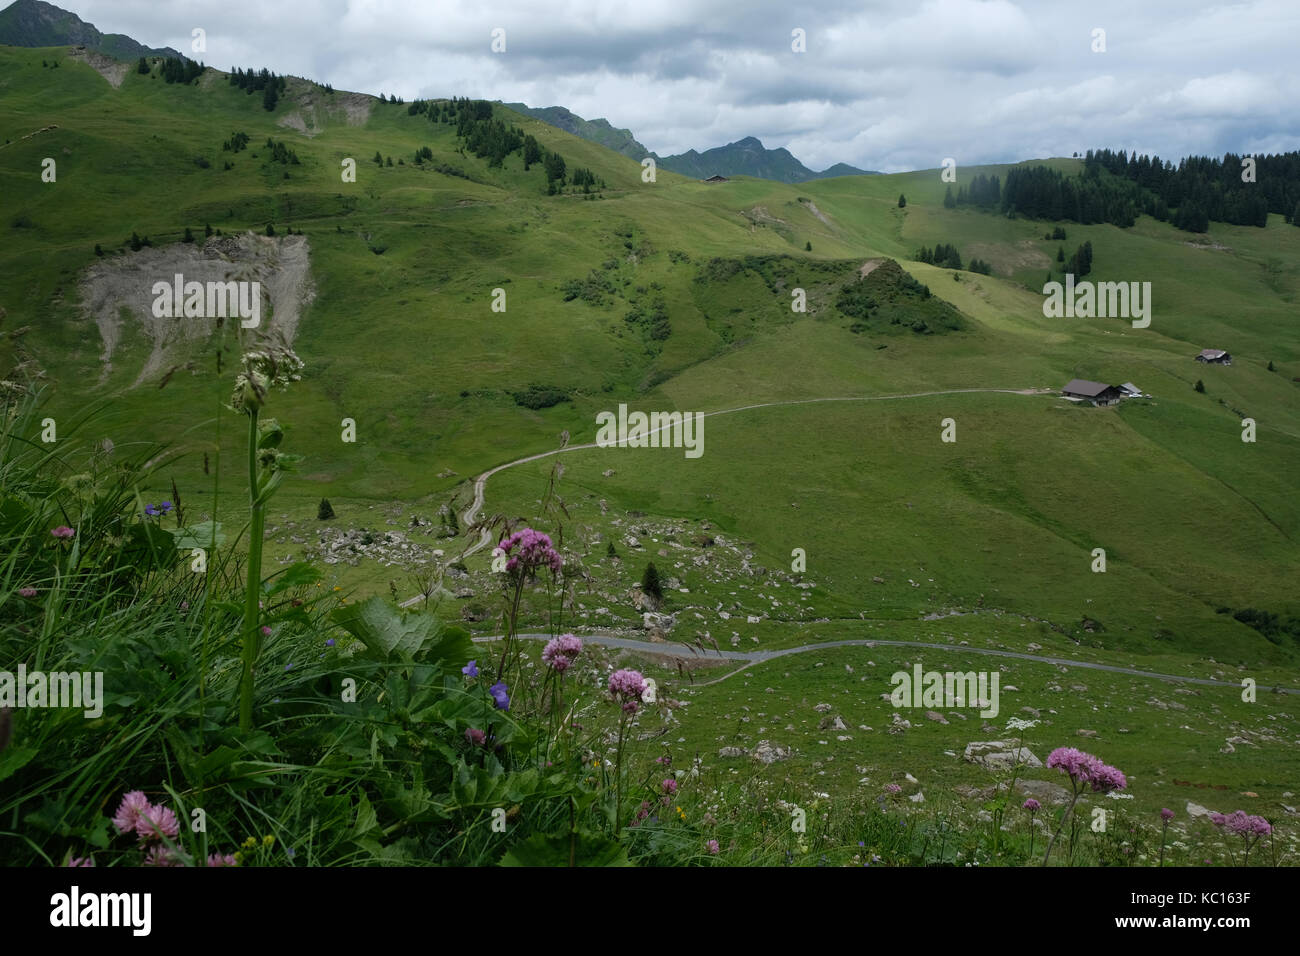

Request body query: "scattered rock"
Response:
[750, 740, 792, 765]
[963, 740, 1042, 771]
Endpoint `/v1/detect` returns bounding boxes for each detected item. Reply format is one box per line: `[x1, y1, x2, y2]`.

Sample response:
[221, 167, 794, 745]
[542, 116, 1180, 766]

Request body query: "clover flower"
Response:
[135, 803, 180, 843]
[112, 791, 152, 834]
[51, 526, 75, 539]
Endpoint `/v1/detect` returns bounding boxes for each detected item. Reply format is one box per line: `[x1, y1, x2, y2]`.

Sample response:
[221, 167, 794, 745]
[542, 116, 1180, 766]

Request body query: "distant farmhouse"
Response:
[702, 174, 729, 183]
[1061, 379, 1123, 406]
[1118, 382, 1146, 398]
[1195, 349, 1232, 365]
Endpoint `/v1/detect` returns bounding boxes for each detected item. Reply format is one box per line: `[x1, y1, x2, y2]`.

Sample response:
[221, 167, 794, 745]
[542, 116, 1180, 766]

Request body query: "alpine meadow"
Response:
[1, 0, 1298, 901]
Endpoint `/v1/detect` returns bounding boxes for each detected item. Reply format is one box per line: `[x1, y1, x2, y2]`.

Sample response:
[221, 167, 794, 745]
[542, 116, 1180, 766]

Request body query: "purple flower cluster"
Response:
[1160, 807, 1175, 822]
[143, 501, 173, 517]
[1214, 810, 1272, 837]
[608, 668, 648, 713]
[497, 528, 563, 576]
[112, 790, 180, 844]
[1045, 747, 1127, 792]
[541, 634, 583, 673]
[1022, 798, 1041, 812]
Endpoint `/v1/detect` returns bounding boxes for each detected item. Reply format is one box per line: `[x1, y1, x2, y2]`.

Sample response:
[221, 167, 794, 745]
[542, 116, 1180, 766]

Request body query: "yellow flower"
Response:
[333, 586, 341, 592]
[233, 852, 243, 864]
[262, 834, 275, 848]
[242, 836, 257, 849]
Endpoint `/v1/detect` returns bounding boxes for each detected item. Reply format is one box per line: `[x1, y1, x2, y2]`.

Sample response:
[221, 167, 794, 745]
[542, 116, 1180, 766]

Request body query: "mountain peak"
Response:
[0, 0, 183, 60]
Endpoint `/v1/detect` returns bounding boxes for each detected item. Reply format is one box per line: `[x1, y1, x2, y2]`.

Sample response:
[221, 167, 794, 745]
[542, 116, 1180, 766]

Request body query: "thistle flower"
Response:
[1023, 798, 1041, 812]
[1160, 808, 1175, 822]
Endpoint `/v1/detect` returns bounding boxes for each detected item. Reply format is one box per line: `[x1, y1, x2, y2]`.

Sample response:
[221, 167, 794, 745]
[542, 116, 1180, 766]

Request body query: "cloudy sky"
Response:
[56, 0, 1300, 173]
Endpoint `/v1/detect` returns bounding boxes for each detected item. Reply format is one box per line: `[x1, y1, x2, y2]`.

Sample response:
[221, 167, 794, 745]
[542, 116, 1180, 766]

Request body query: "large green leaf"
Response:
[330, 597, 472, 666]
[500, 829, 633, 867]
[168, 520, 226, 551]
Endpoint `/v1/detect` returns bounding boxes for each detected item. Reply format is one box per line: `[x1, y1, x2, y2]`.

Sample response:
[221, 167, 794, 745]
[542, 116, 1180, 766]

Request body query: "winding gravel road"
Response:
[468, 631, 1300, 693]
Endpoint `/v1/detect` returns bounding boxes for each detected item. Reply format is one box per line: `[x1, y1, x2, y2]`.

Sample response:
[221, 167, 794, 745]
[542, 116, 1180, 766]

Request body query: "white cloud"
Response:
[59, 0, 1300, 172]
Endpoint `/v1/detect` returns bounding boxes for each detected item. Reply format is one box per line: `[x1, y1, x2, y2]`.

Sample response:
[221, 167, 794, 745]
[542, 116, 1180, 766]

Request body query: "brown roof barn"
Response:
[1062, 379, 1123, 405]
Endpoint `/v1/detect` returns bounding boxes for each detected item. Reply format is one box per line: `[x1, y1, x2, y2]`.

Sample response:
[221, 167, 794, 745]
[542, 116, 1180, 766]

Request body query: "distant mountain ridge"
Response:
[0, 0, 182, 60]
[505, 103, 878, 182]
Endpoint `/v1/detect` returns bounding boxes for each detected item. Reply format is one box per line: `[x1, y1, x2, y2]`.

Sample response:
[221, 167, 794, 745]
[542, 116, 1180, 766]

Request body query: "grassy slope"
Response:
[2, 44, 1299, 824]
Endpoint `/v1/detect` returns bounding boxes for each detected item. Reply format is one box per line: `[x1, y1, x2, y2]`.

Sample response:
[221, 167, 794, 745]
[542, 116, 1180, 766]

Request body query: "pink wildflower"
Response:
[706, 839, 720, 855]
[51, 526, 75, 539]
[206, 853, 238, 867]
[1046, 747, 1126, 793]
[542, 634, 583, 672]
[497, 528, 563, 576]
[464, 727, 487, 747]
[135, 804, 180, 843]
[65, 856, 95, 867]
[18, 587, 37, 598]
[1160, 808, 1175, 822]
[112, 791, 151, 834]
[1022, 798, 1041, 812]
[662, 778, 677, 795]
[143, 845, 179, 867]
